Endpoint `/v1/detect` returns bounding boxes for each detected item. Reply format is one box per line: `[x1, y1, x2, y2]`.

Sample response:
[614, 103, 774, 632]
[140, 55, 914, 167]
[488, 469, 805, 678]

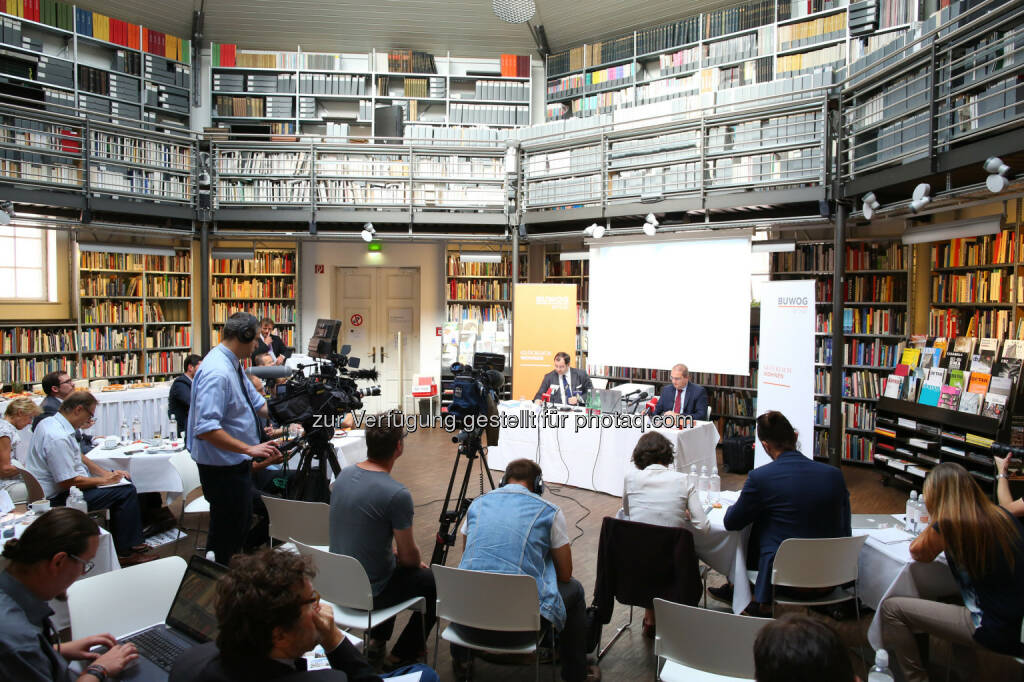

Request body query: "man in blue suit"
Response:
[721, 411, 851, 616]
[653, 363, 709, 420]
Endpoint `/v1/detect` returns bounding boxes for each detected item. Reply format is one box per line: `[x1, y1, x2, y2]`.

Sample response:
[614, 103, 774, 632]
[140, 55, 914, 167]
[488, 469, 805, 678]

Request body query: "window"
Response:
[0, 226, 57, 301]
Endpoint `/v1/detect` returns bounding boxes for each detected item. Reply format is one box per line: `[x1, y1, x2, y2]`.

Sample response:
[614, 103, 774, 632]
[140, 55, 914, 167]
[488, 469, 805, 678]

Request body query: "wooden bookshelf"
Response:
[542, 248, 589, 368]
[209, 247, 299, 350]
[771, 238, 910, 462]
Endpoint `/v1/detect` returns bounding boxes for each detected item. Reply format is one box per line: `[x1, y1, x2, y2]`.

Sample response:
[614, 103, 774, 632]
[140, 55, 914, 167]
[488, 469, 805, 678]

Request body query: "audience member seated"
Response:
[329, 412, 436, 669]
[717, 410, 850, 616]
[169, 548, 438, 682]
[753, 613, 855, 682]
[0, 396, 41, 504]
[881, 463, 1024, 682]
[620, 431, 708, 636]
[253, 318, 291, 366]
[24, 391, 155, 566]
[169, 354, 202, 438]
[0, 508, 140, 682]
[457, 458, 601, 682]
[33, 371, 93, 455]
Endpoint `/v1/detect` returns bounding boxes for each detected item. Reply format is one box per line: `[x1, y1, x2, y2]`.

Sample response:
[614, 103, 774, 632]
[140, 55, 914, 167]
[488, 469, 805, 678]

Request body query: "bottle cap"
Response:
[875, 649, 889, 668]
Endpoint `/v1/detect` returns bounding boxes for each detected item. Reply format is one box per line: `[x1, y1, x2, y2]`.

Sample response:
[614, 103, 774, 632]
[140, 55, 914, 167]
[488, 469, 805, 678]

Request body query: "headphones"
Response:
[499, 468, 544, 496]
[224, 313, 259, 343]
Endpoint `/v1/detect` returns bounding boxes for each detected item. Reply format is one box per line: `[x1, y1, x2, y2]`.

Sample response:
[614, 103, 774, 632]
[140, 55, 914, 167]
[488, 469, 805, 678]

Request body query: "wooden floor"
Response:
[161, 426, 1017, 681]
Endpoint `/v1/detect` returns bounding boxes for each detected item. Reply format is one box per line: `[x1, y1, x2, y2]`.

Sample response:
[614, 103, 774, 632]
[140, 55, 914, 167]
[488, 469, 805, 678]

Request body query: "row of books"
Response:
[704, 0, 776, 38]
[931, 270, 1014, 304]
[211, 279, 296, 299]
[638, 16, 703, 55]
[383, 49, 436, 74]
[445, 255, 512, 278]
[0, 0, 72, 31]
[704, 27, 773, 66]
[218, 179, 311, 204]
[88, 133, 190, 172]
[777, 12, 847, 52]
[584, 36, 634, 70]
[211, 253, 295, 275]
[78, 327, 140, 351]
[212, 44, 296, 69]
[217, 150, 310, 176]
[711, 392, 757, 417]
[544, 260, 588, 277]
[146, 351, 188, 375]
[815, 399, 876, 431]
[777, 43, 846, 76]
[146, 276, 190, 298]
[144, 327, 190, 348]
[0, 356, 75, 383]
[447, 280, 511, 301]
[0, 327, 77, 354]
[80, 274, 141, 297]
[928, 308, 1012, 340]
[815, 308, 906, 335]
[777, 0, 847, 22]
[816, 336, 907, 366]
[88, 166, 190, 200]
[931, 230, 1016, 268]
[80, 354, 140, 379]
[212, 303, 296, 324]
[212, 327, 293, 348]
[690, 371, 758, 389]
[814, 367, 883, 399]
[445, 303, 508, 323]
[656, 47, 702, 75]
[81, 301, 143, 324]
[499, 54, 530, 78]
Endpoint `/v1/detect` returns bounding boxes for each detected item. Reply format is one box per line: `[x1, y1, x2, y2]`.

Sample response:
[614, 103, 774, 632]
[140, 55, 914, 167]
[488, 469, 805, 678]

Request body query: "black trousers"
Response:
[197, 461, 253, 565]
[371, 565, 437, 660]
[52, 484, 144, 556]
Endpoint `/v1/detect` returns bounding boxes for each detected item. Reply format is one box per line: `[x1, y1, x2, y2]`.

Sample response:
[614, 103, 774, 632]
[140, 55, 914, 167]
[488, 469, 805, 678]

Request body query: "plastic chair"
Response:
[67, 556, 187, 638]
[291, 539, 425, 651]
[16, 465, 45, 504]
[770, 535, 868, 618]
[431, 564, 554, 682]
[262, 495, 330, 549]
[168, 451, 208, 553]
[654, 598, 768, 681]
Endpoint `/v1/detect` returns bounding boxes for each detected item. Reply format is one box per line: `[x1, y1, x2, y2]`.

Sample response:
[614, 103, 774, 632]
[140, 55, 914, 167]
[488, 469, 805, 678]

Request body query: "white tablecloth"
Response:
[2, 386, 174, 464]
[86, 442, 186, 498]
[487, 402, 720, 495]
[698, 490, 752, 614]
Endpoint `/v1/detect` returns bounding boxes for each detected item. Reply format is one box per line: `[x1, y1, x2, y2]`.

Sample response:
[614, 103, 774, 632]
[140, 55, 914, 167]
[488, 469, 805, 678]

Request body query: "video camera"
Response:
[447, 351, 506, 446]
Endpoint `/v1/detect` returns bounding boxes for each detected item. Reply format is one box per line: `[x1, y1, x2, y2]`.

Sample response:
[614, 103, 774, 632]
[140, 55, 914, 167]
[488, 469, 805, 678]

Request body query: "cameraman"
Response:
[188, 312, 281, 565]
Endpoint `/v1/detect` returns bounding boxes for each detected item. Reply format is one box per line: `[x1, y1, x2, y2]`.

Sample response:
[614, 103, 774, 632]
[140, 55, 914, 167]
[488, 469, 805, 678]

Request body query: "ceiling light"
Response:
[909, 183, 931, 213]
[862, 192, 880, 221]
[361, 222, 376, 242]
[984, 157, 1011, 193]
[645, 213, 659, 227]
[642, 221, 658, 236]
[583, 222, 605, 239]
[492, 0, 536, 23]
[901, 215, 1002, 245]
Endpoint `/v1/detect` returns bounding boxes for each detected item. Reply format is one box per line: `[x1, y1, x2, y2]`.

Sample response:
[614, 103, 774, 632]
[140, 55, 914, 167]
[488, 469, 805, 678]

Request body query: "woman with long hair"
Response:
[881, 462, 1024, 681]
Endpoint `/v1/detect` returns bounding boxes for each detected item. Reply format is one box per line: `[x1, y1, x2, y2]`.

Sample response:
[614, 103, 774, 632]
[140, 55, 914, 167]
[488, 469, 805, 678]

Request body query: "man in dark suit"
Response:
[533, 352, 592, 405]
[169, 548, 438, 682]
[252, 318, 291, 365]
[169, 354, 202, 437]
[721, 411, 851, 616]
[653, 363, 709, 420]
[32, 370, 92, 455]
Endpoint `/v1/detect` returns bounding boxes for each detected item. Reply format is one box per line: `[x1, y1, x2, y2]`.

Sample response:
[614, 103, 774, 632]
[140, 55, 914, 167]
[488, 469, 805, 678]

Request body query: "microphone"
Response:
[247, 365, 294, 380]
[622, 388, 642, 399]
[349, 368, 379, 381]
[643, 397, 658, 416]
[542, 386, 553, 404]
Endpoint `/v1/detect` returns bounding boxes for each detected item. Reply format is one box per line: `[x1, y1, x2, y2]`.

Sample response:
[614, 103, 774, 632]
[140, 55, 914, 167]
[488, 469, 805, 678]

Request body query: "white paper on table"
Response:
[0, 490, 13, 515]
[98, 478, 132, 488]
[868, 527, 915, 544]
[718, 489, 741, 504]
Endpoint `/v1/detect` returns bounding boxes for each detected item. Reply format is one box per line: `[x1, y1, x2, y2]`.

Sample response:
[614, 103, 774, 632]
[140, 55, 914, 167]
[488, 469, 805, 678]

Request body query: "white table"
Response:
[696, 490, 752, 615]
[487, 402, 720, 495]
[2, 385, 174, 464]
[86, 442, 186, 498]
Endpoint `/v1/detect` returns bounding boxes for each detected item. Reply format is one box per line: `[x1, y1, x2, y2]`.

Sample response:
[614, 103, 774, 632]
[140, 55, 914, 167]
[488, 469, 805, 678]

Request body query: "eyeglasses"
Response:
[299, 590, 320, 607]
[83, 409, 96, 426]
[69, 553, 95, 575]
[59, 378, 74, 385]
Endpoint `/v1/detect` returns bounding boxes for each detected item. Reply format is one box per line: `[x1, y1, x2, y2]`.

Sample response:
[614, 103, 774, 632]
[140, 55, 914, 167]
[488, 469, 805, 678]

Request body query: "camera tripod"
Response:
[278, 425, 342, 503]
[430, 428, 496, 566]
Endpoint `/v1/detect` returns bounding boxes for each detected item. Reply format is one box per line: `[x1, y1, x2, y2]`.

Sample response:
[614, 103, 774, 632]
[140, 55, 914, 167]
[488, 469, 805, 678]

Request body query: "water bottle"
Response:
[688, 464, 698, 491]
[905, 491, 918, 533]
[119, 419, 129, 444]
[867, 649, 894, 681]
[709, 466, 721, 505]
[67, 486, 88, 513]
[917, 494, 930, 533]
[131, 416, 142, 442]
[168, 415, 178, 440]
[698, 466, 710, 505]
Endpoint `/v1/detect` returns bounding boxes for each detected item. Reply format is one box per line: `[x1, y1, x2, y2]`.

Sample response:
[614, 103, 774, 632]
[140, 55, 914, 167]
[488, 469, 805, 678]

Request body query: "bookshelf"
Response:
[0, 4, 191, 131]
[542, 248, 589, 367]
[210, 46, 531, 142]
[0, 323, 79, 386]
[771, 238, 910, 462]
[209, 247, 298, 350]
[78, 246, 193, 382]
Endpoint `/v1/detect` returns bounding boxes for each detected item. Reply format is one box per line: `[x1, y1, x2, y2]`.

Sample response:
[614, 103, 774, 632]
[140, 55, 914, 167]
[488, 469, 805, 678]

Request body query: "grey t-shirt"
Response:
[329, 466, 414, 595]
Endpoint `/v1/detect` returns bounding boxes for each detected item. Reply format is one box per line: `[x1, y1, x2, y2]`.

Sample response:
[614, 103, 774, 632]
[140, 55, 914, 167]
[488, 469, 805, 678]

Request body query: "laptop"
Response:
[114, 555, 227, 680]
[851, 513, 898, 529]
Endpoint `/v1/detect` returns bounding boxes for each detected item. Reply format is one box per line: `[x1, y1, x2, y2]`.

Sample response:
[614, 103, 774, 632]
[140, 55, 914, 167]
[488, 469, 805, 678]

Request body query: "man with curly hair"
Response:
[169, 548, 438, 681]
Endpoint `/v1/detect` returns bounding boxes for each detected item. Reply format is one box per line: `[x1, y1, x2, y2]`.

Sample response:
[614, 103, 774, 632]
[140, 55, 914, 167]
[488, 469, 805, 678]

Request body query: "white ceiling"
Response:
[75, 0, 738, 58]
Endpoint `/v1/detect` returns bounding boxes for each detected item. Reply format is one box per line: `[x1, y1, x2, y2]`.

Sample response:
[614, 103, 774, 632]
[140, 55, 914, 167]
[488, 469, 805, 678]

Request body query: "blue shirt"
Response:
[0, 571, 72, 682]
[24, 412, 86, 499]
[188, 344, 266, 466]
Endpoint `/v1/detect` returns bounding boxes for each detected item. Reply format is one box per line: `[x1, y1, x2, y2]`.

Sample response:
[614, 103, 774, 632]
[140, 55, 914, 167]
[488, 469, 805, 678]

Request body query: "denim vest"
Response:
[460, 485, 566, 629]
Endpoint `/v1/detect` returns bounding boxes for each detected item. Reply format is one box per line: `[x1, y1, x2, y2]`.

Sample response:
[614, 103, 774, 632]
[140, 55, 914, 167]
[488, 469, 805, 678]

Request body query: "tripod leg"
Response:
[430, 445, 483, 567]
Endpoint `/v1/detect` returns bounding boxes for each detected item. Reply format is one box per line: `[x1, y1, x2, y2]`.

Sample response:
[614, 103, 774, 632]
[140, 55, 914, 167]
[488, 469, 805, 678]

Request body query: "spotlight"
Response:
[910, 183, 931, 213]
[0, 201, 12, 226]
[361, 222, 376, 242]
[642, 221, 658, 236]
[984, 157, 1011, 193]
[492, 0, 536, 23]
[645, 213, 659, 227]
[862, 192, 880, 221]
[583, 222, 605, 239]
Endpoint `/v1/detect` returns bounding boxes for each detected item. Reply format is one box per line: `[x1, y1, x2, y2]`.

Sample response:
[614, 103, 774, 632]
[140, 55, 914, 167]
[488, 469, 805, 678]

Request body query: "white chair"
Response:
[67, 556, 187, 639]
[431, 564, 554, 681]
[168, 451, 209, 552]
[770, 535, 868, 618]
[654, 598, 768, 681]
[291, 539, 425, 651]
[262, 495, 330, 549]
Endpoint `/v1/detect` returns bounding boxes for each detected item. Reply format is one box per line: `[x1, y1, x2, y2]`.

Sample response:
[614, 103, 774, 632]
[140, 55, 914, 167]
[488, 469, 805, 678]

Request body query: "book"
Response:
[974, 337, 999, 373]
[894, 363, 911, 377]
[933, 337, 949, 358]
[918, 381, 942, 407]
[900, 347, 921, 367]
[919, 349, 935, 369]
[958, 391, 982, 415]
[926, 367, 947, 385]
[883, 375, 903, 398]
[944, 351, 968, 371]
[967, 372, 991, 395]
[953, 336, 977, 356]
[982, 392, 1007, 420]
[949, 370, 969, 389]
[938, 385, 961, 410]
[989, 375, 1013, 396]
[1003, 339, 1024, 360]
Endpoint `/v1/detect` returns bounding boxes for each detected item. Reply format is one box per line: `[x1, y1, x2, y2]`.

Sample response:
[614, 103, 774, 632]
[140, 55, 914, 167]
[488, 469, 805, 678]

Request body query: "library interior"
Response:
[0, 0, 1022, 680]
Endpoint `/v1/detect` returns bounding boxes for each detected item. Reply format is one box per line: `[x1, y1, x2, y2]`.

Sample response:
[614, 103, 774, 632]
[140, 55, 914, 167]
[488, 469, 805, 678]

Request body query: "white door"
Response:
[335, 267, 420, 413]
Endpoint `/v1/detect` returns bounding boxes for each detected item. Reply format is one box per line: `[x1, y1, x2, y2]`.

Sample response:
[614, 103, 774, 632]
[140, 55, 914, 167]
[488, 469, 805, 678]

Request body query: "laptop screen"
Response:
[165, 556, 227, 644]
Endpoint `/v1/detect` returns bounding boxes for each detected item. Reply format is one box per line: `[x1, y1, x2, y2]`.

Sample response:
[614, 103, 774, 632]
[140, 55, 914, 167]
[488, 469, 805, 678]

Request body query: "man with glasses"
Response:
[0, 507, 139, 682]
[33, 371, 94, 455]
[24, 392, 154, 566]
[169, 548, 438, 681]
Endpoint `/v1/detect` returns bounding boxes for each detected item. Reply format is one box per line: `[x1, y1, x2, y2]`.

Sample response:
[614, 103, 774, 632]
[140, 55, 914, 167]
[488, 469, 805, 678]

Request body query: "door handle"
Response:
[371, 347, 376, 363]
[380, 345, 387, 361]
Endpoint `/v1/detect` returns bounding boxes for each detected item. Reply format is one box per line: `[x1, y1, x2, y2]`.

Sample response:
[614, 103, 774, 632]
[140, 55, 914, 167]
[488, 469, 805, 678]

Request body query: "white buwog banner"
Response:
[755, 280, 816, 467]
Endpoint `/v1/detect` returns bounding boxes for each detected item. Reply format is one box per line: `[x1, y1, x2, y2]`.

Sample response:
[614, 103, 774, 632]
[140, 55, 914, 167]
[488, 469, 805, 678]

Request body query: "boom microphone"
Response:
[247, 365, 294, 380]
[348, 368, 379, 381]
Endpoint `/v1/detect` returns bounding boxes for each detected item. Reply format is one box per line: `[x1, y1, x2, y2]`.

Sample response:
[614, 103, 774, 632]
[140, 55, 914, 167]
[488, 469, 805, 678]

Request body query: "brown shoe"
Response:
[120, 551, 158, 567]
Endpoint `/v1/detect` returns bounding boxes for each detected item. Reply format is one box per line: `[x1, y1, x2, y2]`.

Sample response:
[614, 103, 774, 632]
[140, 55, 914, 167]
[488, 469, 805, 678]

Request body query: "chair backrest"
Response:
[168, 451, 203, 502]
[771, 535, 868, 589]
[262, 495, 330, 546]
[67, 556, 187, 639]
[292, 539, 375, 611]
[17, 466, 45, 504]
[654, 599, 767, 679]
[432, 564, 540, 632]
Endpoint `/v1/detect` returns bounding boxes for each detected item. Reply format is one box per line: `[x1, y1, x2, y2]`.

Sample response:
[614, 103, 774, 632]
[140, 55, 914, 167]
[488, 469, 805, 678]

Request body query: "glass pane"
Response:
[0, 226, 14, 238]
[13, 226, 42, 240]
[17, 238, 42, 267]
[0, 268, 13, 295]
[16, 269, 43, 298]
[0, 238, 13, 266]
